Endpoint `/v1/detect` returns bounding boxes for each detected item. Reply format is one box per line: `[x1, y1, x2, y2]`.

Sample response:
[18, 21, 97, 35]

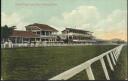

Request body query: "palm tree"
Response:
[1, 25, 16, 43]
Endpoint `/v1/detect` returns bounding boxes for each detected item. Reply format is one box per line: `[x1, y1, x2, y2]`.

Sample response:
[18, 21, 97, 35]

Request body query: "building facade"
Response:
[25, 23, 58, 43]
[8, 23, 59, 44]
[61, 28, 96, 43]
[5, 24, 97, 46]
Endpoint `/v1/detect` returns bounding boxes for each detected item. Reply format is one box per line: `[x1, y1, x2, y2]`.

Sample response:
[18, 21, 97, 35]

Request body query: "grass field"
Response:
[1, 45, 127, 80]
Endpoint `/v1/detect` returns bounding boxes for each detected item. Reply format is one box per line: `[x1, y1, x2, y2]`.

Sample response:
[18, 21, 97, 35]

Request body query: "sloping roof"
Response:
[66, 28, 92, 33]
[61, 29, 66, 32]
[10, 30, 39, 38]
[26, 23, 58, 32]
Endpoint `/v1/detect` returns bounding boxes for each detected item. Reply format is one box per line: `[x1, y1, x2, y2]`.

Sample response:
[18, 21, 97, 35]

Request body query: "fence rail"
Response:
[1, 43, 120, 48]
[49, 44, 125, 80]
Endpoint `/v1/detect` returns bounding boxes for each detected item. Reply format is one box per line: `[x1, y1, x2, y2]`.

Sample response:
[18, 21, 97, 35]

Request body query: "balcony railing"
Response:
[63, 33, 92, 37]
[40, 35, 57, 38]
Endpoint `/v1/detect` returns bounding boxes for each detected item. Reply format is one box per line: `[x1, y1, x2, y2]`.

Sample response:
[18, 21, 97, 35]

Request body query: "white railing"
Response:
[49, 44, 125, 80]
[1, 43, 121, 48]
[64, 33, 92, 37]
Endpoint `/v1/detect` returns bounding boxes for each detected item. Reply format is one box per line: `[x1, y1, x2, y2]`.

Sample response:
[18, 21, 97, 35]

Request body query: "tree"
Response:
[1, 25, 16, 42]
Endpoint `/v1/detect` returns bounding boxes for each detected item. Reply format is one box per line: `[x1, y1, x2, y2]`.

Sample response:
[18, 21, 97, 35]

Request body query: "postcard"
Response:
[1, 0, 127, 80]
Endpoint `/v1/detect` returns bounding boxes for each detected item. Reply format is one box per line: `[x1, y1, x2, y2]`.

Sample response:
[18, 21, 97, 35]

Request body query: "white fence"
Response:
[1, 43, 120, 48]
[49, 44, 125, 80]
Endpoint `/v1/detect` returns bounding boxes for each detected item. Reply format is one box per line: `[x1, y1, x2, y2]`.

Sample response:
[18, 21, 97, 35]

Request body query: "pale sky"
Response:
[1, 0, 127, 41]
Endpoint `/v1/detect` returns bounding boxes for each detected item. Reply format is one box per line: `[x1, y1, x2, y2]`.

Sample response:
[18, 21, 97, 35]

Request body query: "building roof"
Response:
[62, 28, 93, 33]
[26, 23, 58, 32]
[66, 28, 92, 33]
[10, 30, 39, 38]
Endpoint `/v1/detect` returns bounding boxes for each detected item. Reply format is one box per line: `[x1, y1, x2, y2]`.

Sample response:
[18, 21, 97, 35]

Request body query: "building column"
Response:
[35, 38, 36, 42]
[45, 31, 47, 36]
[34, 38, 36, 47]
[72, 35, 73, 40]
[15, 37, 17, 44]
[49, 32, 50, 36]
[68, 35, 69, 44]
[40, 31, 42, 36]
[22, 37, 23, 44]
[29, 38, 30, 43]
[50, 32, 52, 35]
[48, 32, 49, 36]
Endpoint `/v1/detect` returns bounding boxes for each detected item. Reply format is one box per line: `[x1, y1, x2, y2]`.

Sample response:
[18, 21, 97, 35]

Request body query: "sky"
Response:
[1, 0, 127, 41]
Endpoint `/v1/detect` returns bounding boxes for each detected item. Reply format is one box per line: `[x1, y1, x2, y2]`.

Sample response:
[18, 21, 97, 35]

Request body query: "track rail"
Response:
[49, 44, 125, 80]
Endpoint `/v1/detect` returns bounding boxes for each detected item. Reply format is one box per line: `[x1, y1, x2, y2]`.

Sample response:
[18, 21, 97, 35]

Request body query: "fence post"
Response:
[86, 66, 95, 80]
[113, 51, 117, 61]
[117, 45, 123, 60]
[110, 52, 116, 65]
[100, 57, 110, 80]
[114, 50, 118, 60]
[118, 46, 122, 59]
[106, 54, 114, 71]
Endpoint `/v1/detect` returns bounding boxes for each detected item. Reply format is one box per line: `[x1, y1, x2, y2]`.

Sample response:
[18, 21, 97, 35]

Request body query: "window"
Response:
[37, 31, 40, 35]
[42, 31, 45, 35]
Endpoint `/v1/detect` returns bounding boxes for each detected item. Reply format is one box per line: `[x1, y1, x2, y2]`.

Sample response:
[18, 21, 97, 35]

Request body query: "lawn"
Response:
[2, 45, 124, 80]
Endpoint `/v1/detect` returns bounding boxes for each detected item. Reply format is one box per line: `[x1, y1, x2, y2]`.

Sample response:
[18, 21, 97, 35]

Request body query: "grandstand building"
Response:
[6, 24, 96, 45]
[61, 28, 96, 43]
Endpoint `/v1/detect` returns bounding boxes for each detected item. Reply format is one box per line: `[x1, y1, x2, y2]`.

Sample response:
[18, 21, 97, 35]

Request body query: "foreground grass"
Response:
[1, 45, 117, 80]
